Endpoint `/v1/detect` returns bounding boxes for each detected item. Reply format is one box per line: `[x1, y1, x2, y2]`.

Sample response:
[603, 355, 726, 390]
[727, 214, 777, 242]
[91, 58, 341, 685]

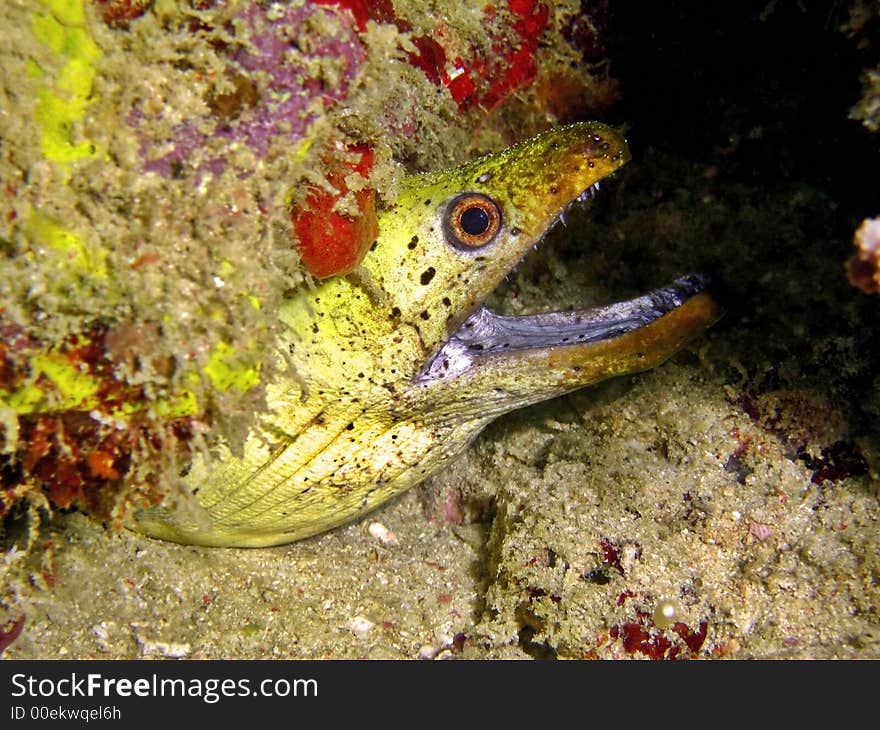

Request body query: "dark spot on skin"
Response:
[408, 235, 419, 250]
[391, 306, 401, 318]
[424, 199, 432, 206]
[346, 422, 354, 430]
[442, 296, 451, 306]
[420, 267, 436, 285]
[420, 310, 430, 320]
[312, 323, 319, 333]
[370, 240, 378, 252]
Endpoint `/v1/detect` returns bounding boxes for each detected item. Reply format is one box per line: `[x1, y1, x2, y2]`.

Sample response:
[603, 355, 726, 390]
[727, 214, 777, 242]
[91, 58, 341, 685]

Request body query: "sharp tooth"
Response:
[578, 181, 600, 202]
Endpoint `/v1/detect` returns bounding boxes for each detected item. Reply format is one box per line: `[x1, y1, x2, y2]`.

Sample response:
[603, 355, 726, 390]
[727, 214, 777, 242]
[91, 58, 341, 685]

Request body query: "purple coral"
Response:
[135, 3, 364, 178]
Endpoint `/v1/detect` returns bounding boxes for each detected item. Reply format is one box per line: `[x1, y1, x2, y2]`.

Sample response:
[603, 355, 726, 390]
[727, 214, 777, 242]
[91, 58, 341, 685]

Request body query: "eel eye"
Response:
[443, 193, 502, 250]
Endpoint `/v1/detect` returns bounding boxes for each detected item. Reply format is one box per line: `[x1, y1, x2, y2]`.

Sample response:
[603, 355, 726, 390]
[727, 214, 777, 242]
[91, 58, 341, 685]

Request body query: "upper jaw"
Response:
[416, 274, 709, 383]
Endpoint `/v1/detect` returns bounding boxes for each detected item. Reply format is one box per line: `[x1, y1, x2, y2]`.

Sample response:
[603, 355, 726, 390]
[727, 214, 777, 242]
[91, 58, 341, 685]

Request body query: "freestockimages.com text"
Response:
[9, 672, 317, 705]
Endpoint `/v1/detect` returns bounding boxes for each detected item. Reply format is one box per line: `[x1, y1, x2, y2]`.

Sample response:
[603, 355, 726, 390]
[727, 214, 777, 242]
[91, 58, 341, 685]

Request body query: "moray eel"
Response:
[135, 122, 721, 547]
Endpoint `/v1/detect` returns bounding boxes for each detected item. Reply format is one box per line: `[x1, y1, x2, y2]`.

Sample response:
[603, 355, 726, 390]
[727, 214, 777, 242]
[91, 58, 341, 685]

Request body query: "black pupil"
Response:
[460, 206, 489, 235]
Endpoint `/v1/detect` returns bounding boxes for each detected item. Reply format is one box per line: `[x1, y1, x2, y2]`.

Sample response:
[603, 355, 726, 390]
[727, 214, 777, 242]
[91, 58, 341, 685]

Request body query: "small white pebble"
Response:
[417, 644, 437, 660]
[138, 639, 191, 659]
[620, 544, 641, 573]
[652, 599, 680, 630]
[349, 615, 374, 635]
[448, 66, 466, 81]
[368, 522, 398, 544]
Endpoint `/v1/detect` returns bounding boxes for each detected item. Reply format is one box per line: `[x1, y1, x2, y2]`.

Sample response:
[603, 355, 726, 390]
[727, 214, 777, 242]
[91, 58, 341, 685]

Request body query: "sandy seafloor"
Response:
[3, 3, 880, 660]
[7, 147, 880, 659]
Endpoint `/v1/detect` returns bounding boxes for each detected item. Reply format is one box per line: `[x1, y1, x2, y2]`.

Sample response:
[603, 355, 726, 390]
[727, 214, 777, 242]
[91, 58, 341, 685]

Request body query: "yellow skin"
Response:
[135, 123, 721, 547]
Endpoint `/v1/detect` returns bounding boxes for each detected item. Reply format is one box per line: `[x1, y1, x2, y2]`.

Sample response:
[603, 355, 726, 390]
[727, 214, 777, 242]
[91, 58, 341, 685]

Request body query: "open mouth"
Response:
[417, 156, 718, 386]
[418, 273, 708, 382]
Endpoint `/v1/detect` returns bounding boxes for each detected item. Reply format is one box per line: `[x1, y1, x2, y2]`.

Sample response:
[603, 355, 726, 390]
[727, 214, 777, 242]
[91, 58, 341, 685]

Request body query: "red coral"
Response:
[481, 0, 550, 109]
[413, 1, 550, 110]
[599, 537, 624, 574]
[1, 322, 200, 524]
[799, 441, 868, 486]
[93, 0, 152, 28]
[291, 144, 379, 279]
[603, 589, 708, 659]
[846, 217, 880, 294]
[311, 0, 396, 32]
[0, 615, 25, 655]
[609, 618, 707, 660]
[316, 0, 549, 111]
